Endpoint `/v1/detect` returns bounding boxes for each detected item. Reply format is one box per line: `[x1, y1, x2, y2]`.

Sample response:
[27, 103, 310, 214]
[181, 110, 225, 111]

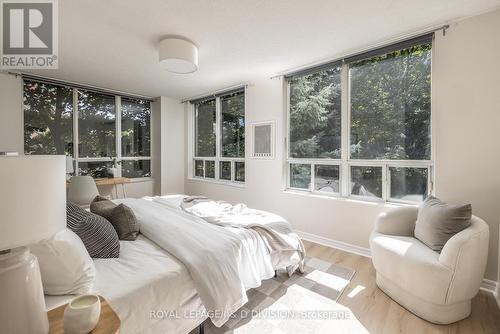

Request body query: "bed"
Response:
[45, 195, 304, 334]
[46, 235, 206, 334]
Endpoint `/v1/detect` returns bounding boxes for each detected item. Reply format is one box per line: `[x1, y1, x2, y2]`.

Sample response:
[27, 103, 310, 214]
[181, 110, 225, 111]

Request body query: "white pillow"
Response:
[30, 228, 95, 295]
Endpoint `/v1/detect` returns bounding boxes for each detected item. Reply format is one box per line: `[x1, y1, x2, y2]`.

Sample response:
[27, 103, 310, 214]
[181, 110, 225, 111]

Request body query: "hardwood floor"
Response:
[303, 240, 500, 334]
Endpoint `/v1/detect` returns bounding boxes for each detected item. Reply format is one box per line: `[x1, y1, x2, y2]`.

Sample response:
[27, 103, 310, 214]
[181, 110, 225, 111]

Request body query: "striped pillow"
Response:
[66, 202, 120, 258]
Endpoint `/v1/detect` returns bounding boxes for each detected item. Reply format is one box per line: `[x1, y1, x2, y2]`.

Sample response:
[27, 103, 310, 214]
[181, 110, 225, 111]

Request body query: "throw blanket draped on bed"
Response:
[180, 197, 305, 276]
[119, 197, 277, 327]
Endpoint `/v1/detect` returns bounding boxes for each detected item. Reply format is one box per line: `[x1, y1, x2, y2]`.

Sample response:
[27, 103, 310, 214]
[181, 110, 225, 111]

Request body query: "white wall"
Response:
[159, 97, 185, 195]
[185, 9, 500, 280]
[433, 9, 500, 280]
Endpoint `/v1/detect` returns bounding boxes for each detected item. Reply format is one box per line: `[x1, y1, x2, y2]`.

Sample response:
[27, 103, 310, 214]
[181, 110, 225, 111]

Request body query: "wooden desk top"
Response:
[48, 296, 120, 334]
[66, 177, 130, 187]
[94, 177, 130, 186]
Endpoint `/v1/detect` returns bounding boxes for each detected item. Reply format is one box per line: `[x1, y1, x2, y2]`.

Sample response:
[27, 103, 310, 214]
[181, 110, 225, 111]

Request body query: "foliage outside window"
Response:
[192, 91, 245, 184]
[24, 80, 73, 155]
[287, 41, 432, 203]
[24, 79, 151, 179]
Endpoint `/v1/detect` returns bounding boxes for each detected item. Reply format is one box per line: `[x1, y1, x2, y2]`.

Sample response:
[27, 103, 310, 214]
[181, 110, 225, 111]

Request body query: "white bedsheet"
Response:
[45, 235, 206, 334]
[119, 196, 276, 327]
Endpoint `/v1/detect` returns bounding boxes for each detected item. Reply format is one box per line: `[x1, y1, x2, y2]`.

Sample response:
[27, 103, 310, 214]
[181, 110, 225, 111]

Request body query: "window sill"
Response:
[187, 177, 246, 188]
[128, 177, 154, 183]
[282, 189, 418, 208]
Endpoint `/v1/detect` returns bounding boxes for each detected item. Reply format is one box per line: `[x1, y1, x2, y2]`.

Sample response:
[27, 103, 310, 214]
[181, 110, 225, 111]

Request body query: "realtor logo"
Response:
[1, 0, 58, 69]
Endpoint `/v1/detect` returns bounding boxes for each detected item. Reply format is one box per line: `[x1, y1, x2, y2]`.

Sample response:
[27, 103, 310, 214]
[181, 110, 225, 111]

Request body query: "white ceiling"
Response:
[29, 0, 500, 99]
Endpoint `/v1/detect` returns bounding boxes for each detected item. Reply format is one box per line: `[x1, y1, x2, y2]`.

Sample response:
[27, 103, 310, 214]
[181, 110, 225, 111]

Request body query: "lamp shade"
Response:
[0, 156, 66, 251]
[159, 37, 198, 74]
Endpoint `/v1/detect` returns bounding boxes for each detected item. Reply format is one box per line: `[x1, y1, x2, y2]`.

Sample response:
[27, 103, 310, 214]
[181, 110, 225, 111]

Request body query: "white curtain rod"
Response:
[269, 24, 450, 79]
[180, 83, 250, 104]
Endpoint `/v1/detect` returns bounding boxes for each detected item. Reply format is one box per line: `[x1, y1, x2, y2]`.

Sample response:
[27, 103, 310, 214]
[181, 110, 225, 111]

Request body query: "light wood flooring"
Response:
[302, 240, 500, 334]
[201, 240, 500, 334]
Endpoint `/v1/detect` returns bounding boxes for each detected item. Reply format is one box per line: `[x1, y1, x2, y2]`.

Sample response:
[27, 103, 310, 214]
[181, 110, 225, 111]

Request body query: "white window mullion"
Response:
[310, 164, 315, 191]
[341, 63, 350, 197]
[215, 97, 221, 181]
[115, 96, 122, 177]
[73, 88, 79, 175]
[382, 164, 388, 201]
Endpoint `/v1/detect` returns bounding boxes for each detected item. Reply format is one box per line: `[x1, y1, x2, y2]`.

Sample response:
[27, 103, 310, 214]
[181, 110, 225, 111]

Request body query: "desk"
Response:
[95, 177, 130, 199]
[67, 177, 130, 199]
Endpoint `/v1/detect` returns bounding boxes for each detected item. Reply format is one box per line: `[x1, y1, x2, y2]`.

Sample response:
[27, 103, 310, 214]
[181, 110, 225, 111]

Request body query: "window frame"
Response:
[285, 47, 434, 204]
[190, 91, 246, 186]
[23, 79, 152, 180]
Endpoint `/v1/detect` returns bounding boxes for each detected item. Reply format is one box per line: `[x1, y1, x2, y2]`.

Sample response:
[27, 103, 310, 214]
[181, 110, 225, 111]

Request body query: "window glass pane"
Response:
[194, 160, 204, 177]
[121, 160, 151, 178]
[221, 92, 245, 157]
[78, 90, 116, 157]
[219, 161, 231, 181]
[195, 99, 216, 157]
[235, 161, 245, 182]
[78, 161, 113, 178]
[350, 166, 382, 198]
[314, 165, 340, 193]
[290, 164, 311, 189]
[23, 80, 73, 155]
[121, 98, 150, 157]
[350, 43, 431, 160]
[289, 67, 341, 159]
[205, 160, 215, 179]
[390, 167, 428, 202]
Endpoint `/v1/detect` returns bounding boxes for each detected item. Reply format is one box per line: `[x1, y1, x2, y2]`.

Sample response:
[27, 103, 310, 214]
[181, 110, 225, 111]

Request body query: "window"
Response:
[289, 67, 341, 159]
[191, 90, 245, 184]
[350, 44, 431, 160]
[286, 37, 432, 203]
[24, 79, 152, 179]
[24, 80, 73, 155]
[78, 90, 116, 158]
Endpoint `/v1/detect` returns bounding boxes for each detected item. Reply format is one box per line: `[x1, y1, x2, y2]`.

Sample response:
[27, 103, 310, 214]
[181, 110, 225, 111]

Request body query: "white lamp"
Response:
[0, 156, 66, 333]
[159, 37, 198, 74]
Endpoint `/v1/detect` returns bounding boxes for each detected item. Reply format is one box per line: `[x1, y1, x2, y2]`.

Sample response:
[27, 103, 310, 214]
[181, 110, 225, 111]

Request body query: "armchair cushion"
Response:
[414, 196, 472, 252]
[374, 206, 418, 237]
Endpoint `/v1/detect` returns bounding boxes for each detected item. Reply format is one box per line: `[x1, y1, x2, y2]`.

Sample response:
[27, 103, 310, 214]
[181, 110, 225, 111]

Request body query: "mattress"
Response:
[45, 235, 206, 334]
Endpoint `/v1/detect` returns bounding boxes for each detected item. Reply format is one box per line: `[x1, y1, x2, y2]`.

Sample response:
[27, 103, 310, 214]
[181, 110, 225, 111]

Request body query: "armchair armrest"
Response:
[374, 206, 418, 237]
[439, 216, 489, 269]
[438, 216, 489, 304]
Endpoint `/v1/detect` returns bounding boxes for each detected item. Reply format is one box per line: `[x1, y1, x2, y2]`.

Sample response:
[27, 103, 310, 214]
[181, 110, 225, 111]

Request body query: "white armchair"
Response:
[369, 206, 489, 324]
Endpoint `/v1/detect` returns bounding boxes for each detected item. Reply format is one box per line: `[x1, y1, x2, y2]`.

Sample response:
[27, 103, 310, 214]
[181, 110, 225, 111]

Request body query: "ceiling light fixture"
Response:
[159, 37, 198, 74]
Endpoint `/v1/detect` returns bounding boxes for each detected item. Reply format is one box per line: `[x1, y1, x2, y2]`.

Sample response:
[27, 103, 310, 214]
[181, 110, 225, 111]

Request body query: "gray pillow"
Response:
[109, 204, 140, 241]
[90, 197, 139, 241]
[414, 196, 472, 252]
[66, 202, 120, 258]
[90, 196, 116, 219]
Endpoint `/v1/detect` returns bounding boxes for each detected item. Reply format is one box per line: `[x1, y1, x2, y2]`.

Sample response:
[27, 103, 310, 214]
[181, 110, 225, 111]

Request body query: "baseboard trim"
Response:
[297, 230, 498, 299]
[495, 286, 500, 310]
[297, 230, 372, 258]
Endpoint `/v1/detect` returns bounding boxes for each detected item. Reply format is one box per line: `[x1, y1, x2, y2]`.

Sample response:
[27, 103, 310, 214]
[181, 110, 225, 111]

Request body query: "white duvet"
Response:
[119, 196, 276, 327]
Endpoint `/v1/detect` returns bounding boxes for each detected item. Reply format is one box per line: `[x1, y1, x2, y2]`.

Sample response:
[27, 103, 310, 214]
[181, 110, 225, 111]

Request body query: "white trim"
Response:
[298, 229, 499, 298]
[297, 230, 371, 258]
[187, 176, 245, 188]
[495, 284, 500, 310]
[480, 279, 497, 294]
